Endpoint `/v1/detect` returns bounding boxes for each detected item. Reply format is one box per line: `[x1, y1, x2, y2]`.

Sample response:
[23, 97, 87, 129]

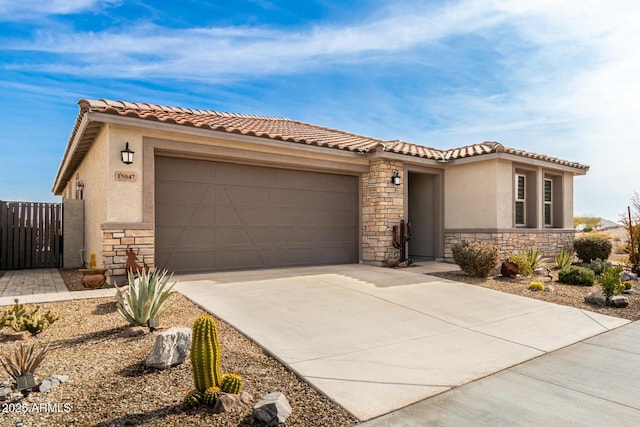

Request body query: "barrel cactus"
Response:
[184, 314, 243, 407]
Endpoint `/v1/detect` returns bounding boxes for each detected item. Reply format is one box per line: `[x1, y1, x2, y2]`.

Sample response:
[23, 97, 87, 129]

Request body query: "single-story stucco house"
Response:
[52, 99, 588, 277]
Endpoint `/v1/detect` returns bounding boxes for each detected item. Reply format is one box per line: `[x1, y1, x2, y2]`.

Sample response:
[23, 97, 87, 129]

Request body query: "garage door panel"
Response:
[216, 226, 269, 246]
[223, 187, 270, 207]
[155, 157, 358, 273]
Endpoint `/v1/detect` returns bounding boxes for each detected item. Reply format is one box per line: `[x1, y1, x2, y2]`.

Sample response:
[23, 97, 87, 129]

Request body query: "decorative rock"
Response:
[253, 392, 292, 426]
[543, 285, 555, 293]
[51, 374, 69, 383]
[0, 387, 12, 401]
[585, 292, 607, 306]
[534, 267, 545, 276]
[623, 288, 638, 295]
[622, 271, 638, 282]
[501, 261, 519, 278]
[240, 391, 253, 405]
[213, 392, 243, 414]
[145, 327, 191, 369]
[38, 374, 68, 393]
[609, 295, 629, 308]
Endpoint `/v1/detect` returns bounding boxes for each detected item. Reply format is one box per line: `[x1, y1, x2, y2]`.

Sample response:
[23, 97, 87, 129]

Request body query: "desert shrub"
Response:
[597, 265, 624, 299]
[507, 253, 533, 276]
[558, 265, 596, 286]
[588, 258, 613, 276]
[573, 237, 612, 263]
[452, 241, 499, 278]
[554, 250, 572, 270]
[528, 282, 545, 291]
[623, 281, 633, 290]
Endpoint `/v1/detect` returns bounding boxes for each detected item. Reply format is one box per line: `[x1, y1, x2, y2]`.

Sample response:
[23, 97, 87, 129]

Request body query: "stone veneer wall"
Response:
[444, 230, 576, 259]
[102, 228, 155, 276]
[361, 157, 404, 263]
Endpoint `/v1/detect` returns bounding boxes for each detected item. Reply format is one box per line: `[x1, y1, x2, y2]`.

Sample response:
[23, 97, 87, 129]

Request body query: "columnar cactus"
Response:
[184, 314, 244, 407]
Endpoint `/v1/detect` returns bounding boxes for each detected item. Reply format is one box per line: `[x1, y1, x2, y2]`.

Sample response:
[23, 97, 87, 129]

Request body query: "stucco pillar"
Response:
[361, 157, 405, 264]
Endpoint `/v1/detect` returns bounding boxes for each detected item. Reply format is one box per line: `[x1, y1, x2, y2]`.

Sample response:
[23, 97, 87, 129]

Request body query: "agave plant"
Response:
[526, 248, 543, 271]
[555, 249, 572, 270]
[114, 269, 176, 327]
[0, 341, 50, 392]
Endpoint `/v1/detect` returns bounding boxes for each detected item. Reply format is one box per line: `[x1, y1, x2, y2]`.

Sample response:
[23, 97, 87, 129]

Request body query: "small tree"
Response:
[597, 265, 624, 300]
[574, 216, 602, 230]
[619, 192, 640, 265]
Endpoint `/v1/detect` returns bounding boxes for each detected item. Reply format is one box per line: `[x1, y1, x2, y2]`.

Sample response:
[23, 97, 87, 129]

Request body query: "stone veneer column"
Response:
[361, 158, 405, 264]
[102, 228, 155, 276]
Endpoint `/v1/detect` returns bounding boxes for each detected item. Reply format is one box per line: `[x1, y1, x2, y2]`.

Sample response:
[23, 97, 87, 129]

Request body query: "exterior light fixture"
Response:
[121, 142, 134, 165]
[391, 170, 401, 185]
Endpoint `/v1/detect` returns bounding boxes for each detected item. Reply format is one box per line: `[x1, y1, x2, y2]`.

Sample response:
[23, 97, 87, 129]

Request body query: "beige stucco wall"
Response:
[444, 159, 501, 229]
[107, 126, 144, 223]
[62, 125, 110, 267]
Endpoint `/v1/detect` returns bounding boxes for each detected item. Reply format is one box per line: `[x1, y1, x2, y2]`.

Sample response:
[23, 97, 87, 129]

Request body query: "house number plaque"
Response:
[115, 171, 137, 182]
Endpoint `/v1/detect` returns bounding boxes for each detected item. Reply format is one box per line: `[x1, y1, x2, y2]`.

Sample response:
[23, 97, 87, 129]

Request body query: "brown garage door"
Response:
[155, 157, 359, 273]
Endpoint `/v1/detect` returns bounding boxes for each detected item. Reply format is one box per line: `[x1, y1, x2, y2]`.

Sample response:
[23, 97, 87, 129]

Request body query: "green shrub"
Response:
[452, 241, 499, 278]
[588, 258, 613, 276]
[558, 265, 596, 286]
[573, 237, 612, 263]
[597, 265, 624, 299]
[623, 281, 633, 290]
[528, 282, 545, 291]
[554, 250, 572, 270]
[507, 253, 533, 276]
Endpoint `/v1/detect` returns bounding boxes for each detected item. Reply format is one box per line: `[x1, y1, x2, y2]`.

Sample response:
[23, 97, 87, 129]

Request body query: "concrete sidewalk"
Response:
[175, 264, 629, 421]
[361, 320, 640, 426]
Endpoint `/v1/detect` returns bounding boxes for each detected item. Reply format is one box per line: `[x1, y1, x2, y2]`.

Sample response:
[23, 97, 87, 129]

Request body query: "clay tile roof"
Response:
[53, 99, 589, 194]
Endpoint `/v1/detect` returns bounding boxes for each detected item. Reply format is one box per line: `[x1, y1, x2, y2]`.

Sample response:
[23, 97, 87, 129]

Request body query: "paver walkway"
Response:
[0, 269, 69, 297]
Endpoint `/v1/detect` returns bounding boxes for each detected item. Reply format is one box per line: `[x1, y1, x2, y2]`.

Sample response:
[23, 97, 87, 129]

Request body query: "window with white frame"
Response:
[544, 178, 552, 226]
[515, 174, 526, 226]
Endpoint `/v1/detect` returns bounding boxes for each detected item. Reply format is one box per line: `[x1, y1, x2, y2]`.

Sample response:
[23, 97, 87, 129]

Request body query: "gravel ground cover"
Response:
[0, 293, 359, 427]
[430, 267, 639, 321]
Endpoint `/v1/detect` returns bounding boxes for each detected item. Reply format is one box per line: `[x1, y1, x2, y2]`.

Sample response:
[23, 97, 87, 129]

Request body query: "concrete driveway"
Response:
[175, 264, 628, 421]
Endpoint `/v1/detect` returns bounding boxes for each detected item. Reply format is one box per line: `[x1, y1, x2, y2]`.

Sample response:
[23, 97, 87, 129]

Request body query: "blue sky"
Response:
[1, 0, 639, 221]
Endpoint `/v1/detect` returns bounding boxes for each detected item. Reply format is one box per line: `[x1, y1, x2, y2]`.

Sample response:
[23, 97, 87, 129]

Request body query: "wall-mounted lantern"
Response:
[121, 142, 134, 165]
[391, 170, 401, 186]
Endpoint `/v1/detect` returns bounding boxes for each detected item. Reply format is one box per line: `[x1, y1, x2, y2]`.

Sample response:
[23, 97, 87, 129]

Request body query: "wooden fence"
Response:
[0, 201, 62, 270]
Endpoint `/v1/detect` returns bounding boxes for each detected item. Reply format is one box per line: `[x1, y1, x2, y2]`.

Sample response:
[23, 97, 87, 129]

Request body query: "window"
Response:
[515, 174, 526, 226]
[544, 179, 552, 226]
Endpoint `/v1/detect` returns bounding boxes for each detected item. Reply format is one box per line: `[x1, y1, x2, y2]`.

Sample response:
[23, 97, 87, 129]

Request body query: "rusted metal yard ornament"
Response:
[392, 219, 412, 264]
[125, 248, 141, 275]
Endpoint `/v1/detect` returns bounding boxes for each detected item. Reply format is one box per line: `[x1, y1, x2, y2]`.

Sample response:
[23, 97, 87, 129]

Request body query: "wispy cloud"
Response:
[0, 0, 120, 17]
[2, 1, 509, 79]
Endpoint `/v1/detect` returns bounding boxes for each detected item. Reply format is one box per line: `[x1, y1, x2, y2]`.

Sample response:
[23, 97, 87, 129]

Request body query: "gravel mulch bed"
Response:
[0, 294, 359, 427]
[430, 267, 640, 322]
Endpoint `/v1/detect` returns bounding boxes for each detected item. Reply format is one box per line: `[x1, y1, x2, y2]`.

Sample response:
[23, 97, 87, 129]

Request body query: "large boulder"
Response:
[585, 292, 607, 306]
[609, 295, 629, 308]
[501, 261, 519, 278]
[622, 271, 638, 282]
[145, 327, 191, 369]
[253, 391, 292, 426]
